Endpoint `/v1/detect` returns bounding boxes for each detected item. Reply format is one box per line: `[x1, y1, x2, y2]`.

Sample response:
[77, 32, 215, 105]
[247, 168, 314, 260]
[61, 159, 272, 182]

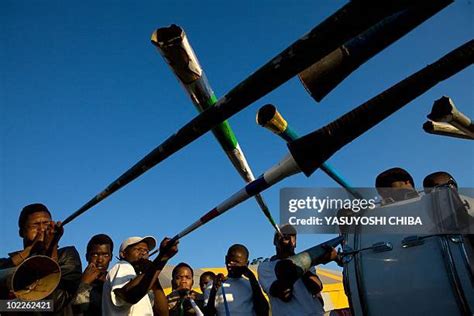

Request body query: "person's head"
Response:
[225, 244, 249, 278]
[199, 271, 216, 293]
[375, 167, 416, 201]
[423, 171, 458, 194]
[86, 234, 114, 272]
[274, 224, 297, 257]
[18, 203, 53, 246]
[171, 262, 194, 291]
[119, 236, 156, 264]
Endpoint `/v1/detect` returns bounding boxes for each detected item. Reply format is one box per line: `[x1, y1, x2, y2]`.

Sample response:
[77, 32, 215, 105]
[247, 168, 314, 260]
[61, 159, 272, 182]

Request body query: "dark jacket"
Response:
[0, 246, 82, 316]
[71, 279, 104, 316]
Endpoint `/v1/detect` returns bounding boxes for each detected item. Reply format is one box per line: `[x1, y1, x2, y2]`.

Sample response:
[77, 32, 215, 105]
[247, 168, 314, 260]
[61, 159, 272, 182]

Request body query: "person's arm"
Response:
[9, 246, 33, 267]
[203, 274, 224, 316]
[44, 221, 64, 262]
[301, 271, 323, 295]
[269, 279, 293, 302]
[257, 261, 292, 302]
[72, 262, 103, 312]
[243, 268, 269, 316]
[151, 278, 169, 316]
[7, 231, 47, 267]
[114, 237, 178, 305]
[49, 246, 83, 313]
[71, 282, 93, 313]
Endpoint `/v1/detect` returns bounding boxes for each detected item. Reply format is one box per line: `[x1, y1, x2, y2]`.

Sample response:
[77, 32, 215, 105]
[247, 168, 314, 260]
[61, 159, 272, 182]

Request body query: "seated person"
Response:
[204, 244, 269, 316]
[167, 262, 204, 316]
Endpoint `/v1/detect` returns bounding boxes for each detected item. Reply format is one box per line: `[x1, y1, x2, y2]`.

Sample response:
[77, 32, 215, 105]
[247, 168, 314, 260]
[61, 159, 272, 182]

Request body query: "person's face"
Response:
[275, 233, 296, 254]
[390, 180, 413, 190]
[225, 250, 248, 277]
[378, 180, 414, 200]
[87, 244, 112, 272]
[173, 267, 193, 291]
[22, 211, 53, 244]
[122, 242, 149, 264]
[379, 180, 416, 201]
[199, 274, 214, 292]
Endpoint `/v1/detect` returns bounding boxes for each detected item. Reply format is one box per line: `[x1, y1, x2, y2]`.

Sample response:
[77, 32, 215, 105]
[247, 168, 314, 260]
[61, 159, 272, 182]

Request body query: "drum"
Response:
[343, 188, 474, 315]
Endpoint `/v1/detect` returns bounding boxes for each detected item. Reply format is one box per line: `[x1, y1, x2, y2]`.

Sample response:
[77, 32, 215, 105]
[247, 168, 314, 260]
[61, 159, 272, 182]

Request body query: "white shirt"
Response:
[102, 261, 153, 316]
[204, 277, 256, 316]
[257, 260, 324, 316]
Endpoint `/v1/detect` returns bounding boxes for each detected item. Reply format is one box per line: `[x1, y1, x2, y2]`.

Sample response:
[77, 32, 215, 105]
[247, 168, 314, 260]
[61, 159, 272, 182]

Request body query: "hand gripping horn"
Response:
[274, 236, 344, 282]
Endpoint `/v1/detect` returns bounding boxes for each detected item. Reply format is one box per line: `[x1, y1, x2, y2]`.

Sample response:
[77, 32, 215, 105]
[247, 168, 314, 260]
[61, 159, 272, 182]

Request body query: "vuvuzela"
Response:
[0, 256, 61, 301]
[152, 25, 281, 235]
[423, 121, 473, 140]
[427, 96, 474, 138]
[256, 104, 363, 199]
[164, 40, 473, 245]
[274, 236, 344, 281]
[298, 0, 451, 102]
[62, 1, 434, 226]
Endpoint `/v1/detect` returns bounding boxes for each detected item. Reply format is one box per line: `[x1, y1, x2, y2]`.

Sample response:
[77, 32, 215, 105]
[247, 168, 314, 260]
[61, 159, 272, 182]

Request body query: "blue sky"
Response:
[1, 1, 473, 271]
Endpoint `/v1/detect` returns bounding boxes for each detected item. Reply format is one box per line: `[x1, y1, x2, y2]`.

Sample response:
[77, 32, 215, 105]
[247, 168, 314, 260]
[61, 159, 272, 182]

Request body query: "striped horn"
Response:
[62, 0, 430, 226]
[257, 104, 362, 199]
[152, 24, 281, 235]
[275, 236, 344, 281]
[289, 40, 473, 177]
[159, 40, 472, 251]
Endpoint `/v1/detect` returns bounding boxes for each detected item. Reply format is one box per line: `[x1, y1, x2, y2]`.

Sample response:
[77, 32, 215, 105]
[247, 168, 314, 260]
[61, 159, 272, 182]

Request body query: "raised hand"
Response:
[158, 237, 179, 262]
[81, 263, 103, 284]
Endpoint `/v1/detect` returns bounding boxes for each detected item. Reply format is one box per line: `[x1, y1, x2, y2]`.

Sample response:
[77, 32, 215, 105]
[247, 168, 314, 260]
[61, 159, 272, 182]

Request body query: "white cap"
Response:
[119, 236, 157, 254]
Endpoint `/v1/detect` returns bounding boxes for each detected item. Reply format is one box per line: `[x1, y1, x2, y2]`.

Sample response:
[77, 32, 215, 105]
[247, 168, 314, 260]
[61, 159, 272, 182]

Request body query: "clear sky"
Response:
[1, 1, 473, 272]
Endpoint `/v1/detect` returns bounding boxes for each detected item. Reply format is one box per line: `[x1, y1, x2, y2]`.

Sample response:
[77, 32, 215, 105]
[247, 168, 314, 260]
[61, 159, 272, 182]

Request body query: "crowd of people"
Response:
[1, 167, 470, 316]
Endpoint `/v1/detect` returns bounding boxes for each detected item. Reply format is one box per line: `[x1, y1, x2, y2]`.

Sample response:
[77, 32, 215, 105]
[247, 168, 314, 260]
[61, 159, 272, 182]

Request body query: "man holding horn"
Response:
[102, 235, 178, 316]
[0, 203, 82, 315]
[257, 224, 337, 316]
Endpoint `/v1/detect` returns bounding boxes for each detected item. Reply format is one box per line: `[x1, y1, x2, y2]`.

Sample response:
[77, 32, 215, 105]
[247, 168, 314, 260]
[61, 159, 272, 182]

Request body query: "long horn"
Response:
[257, 104, 363, 199]
[427, 96, 474, 138]
[422, 120, 473, 140]
[288, 41, 473, 177]
[151, 25, 281, 236]
[0, 255, 61, 301]
[156, 40, 473, 251]
[299, 0, 451, 102]
[61, 1, 432, 226]
[275, 236, 344, 281]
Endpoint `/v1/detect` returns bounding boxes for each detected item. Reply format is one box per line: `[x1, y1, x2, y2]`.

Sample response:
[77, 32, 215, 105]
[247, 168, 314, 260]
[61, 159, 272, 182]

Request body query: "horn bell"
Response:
[0, 255, 61, 301]
[256, 104, 288, 135]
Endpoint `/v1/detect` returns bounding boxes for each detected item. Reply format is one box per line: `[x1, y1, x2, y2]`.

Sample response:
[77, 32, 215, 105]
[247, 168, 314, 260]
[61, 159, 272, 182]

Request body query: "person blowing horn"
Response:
[257, 224, 338, 316]
[0, 203, 82, 314]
